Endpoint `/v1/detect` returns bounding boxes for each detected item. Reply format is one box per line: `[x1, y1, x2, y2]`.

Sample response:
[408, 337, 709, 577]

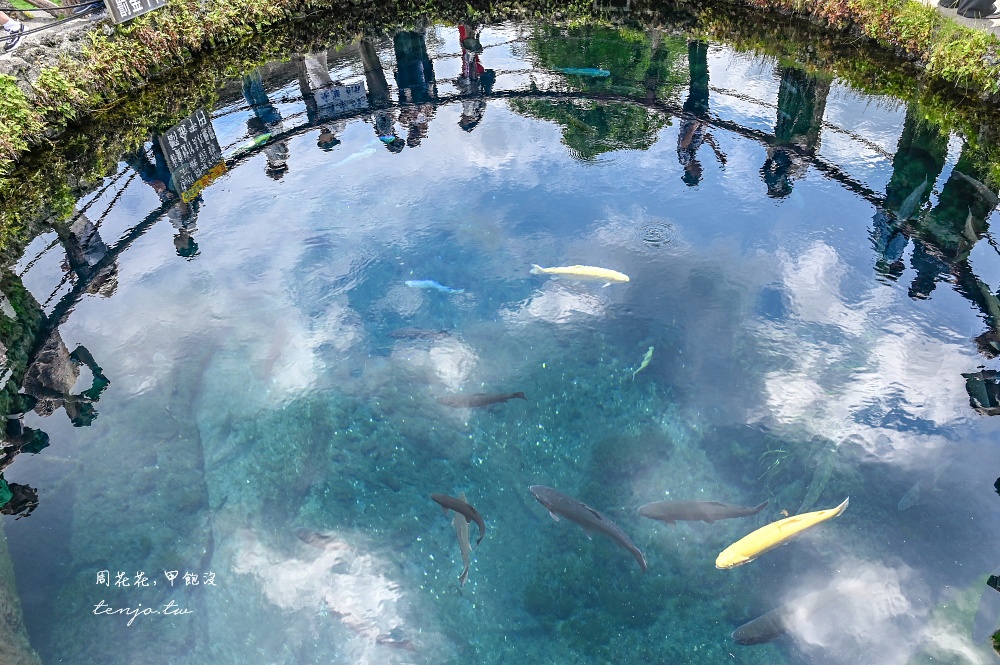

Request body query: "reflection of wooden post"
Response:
[21, 0, 72, 18]
[0, 528, 42, 665]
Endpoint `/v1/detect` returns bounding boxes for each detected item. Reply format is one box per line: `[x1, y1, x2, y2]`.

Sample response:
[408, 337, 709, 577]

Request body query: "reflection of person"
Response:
[169, 205, 200, 259]
[125, 140, 201, 258]
[457, 22, 495, 132]
[23, 333, 110, 428]
[910, 156, 997, 300]
[963, 369, 1000, 415]
[394, 30, 436, 104]
[1, 394, 49, 468]
[676, 41, 725, 187]
[870, 106, 948, 281]
[242, 69, 290, 177]
[397, 104, 434, 148]
[0, 478, 38, 518]
[294, 51, 359, 151]
[394, 29, 437, 147]
[360, 37, 405, 153]
[59, 212, 119, 297]
[1, 399, 48, 518]
[760, 66, 829, 198]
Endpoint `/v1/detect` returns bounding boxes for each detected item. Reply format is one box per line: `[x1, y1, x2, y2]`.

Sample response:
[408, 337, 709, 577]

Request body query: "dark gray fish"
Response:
[529, 485, 647, 572]
[389, 328, 451, 340]
[294, 527, 350, 551]
[638, 499, 768, 525]
[376, 627, 418, 651]
[732, 588, 846, 645]
[452, 492, 472, 586]
[431, 493, 485, 545]
[953, 170, 1000, 206]
[973, 574, 1000, 643]
[436, 392, 526, 408]
[895, 175, 928, 221]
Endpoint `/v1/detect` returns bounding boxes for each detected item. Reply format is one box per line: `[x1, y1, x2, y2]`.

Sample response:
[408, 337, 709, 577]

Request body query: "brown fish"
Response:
[529, 485, 647, 572]
[436, 392, 526, 408]
[638, 499, 768, 525]
[431, 493, 485, 545]
[452, 491, 472, 586]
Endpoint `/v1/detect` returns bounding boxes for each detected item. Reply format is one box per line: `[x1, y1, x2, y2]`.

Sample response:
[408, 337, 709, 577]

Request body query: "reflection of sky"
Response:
[9, 22, 1000, 665]
[757, 241, 980, 459]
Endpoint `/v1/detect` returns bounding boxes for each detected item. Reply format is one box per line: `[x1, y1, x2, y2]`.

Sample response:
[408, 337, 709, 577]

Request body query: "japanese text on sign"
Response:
[103, 0, 167, 25]
[158, 108, 226, 202]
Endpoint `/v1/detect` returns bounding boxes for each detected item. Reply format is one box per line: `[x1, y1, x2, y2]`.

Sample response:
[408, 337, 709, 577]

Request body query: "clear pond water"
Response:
[5, 18, 1000, 665]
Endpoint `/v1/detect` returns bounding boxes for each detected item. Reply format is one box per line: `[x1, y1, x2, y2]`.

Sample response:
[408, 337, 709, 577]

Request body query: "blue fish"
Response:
[405, 280, 465, 294]
[555, 67, 611, 77]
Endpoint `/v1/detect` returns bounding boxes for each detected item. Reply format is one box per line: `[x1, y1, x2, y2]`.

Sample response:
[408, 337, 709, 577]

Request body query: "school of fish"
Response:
[305, 261, 858, 652]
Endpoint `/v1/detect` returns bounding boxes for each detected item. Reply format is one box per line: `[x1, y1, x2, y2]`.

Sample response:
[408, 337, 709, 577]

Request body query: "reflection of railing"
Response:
[35, 201, 171, 345]
[22, 85, 1000, 421]
[709, 85, 895, 160]
[28, 86, 936, 323]
[222, 87, 889, 208]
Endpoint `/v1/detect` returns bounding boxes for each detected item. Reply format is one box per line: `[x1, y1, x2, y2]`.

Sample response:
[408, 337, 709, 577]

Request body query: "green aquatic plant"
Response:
[758, 446, 790, 484]
[0, 477, 11, 508]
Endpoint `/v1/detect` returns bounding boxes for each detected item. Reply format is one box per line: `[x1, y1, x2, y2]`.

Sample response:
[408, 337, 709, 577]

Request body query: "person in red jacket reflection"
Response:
[457, 22, 495, 132]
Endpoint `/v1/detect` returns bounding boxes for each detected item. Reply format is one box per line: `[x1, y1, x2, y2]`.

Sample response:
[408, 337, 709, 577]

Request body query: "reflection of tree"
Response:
[360, 37, 405, 153]
[529, 25, 686, 97]
[512, 26, 687, 159]
[510, 97, 667, 159]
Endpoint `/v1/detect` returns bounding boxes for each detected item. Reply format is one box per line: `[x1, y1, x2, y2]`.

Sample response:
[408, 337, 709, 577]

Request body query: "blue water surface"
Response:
[5, 19, 1000, 665]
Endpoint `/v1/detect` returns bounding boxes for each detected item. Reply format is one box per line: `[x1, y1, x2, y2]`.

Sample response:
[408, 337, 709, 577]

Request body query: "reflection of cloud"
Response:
[755, 241, 977, 463]
[392, 337, 478, 391]
[501, 283, 606, 325]
[232, 529, 419, 665]
[779, 558, 994, 664]
[781, 243, 865, 335]
[789, 562, 918, 659]
[921, 614, 995, 665]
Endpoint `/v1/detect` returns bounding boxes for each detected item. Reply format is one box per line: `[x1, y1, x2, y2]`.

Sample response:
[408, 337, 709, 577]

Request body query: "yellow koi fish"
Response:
[530, 264, 630, 285]
[715, 497, 849, 569]
[632, 346, 654, 380]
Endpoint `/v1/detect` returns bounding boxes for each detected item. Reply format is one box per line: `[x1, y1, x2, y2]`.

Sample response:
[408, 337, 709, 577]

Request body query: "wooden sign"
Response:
[158, 108, 226, 203]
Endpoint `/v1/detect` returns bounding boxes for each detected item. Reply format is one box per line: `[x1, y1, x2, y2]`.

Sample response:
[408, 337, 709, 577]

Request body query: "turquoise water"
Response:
[5, 20, 1000, 665]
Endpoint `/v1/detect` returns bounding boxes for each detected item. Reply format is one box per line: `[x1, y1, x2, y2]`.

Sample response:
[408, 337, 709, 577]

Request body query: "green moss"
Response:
[0, 76, 44, 179]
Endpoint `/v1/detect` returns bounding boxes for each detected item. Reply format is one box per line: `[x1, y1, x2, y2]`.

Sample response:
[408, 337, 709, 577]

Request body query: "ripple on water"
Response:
[637, 220, 677, 249]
